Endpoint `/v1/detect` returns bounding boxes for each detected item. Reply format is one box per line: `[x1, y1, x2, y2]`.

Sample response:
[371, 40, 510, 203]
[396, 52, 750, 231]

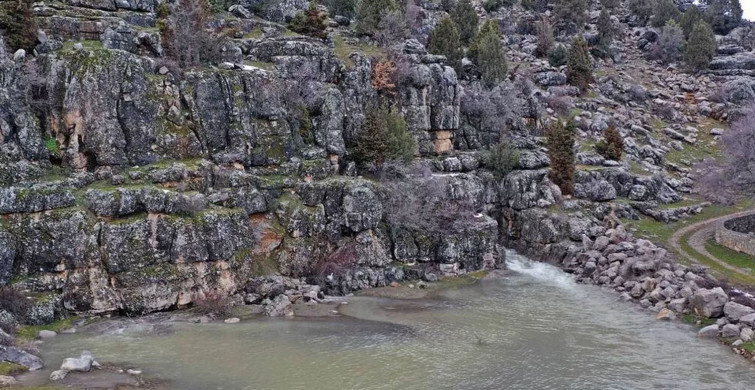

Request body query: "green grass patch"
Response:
[650, 117, 666, 131]
[740, 341, 755, 353]
[628, 160, 651, 177]
[61, 39, 103, 51]
[682, 313, 717, 327]
[665, 118, 724, 168]
[245, 60, 276, 71]
[244, 26, 264, 39]
[16, 317, 78, 340]
[333, 35, 385, 68]
[0, 361, 28, 375]
[704, 239, 755, 272]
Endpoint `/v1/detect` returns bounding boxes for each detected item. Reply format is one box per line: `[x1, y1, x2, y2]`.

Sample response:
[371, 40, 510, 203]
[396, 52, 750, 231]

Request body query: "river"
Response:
[22, 251, 755, 389]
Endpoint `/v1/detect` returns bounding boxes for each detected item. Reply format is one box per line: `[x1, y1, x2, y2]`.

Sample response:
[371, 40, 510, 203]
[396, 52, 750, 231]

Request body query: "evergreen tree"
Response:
[536, 16, 554, 58]
[0, 0, 37, 52]
[385, 108, 415, 164]
[683, 20, 717, 71]
[555, 0, 589, 31]
[567, 35, 593, 92]
[629, 0, 654, 26]
[595, 126, 624, 161]
[469, 20, 499, 64]
[428, 17, 463, 72]
[355, 0, 400, 36]
[705, 0, 742, 35]
[477, 27, 508, 87]
[450, 0, 478, 45]
[651, 0, 681, 28]
[352, 105, 414, 165]
[596, 9, 616, 54]
[481, 138, 520, 179]
[546, 120, 577, 196]
[680, 5, 704, 39]
[289, 1, 328, 39]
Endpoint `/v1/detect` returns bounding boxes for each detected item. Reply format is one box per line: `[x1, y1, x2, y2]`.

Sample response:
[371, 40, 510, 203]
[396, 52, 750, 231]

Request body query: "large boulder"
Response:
[689, 287, 729, 318]
[724, 301, 755, 323]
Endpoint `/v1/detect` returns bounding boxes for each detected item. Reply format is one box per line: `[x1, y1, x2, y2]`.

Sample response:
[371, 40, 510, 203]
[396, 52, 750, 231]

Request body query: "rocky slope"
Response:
[1, 0, 755, 363]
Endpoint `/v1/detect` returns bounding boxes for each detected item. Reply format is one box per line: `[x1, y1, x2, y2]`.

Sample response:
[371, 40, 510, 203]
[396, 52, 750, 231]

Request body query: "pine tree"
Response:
[450, 0, 478, 45]
[536, 16, 554, 58]
[385, 108, 415, 164]
[680, 5, 704, 39]
[596, 9, 616, 54]
[355, 0, 400, 36]
[469, 20, 499, 64]
[651, 0, 681, 28]
[595, 126, 624, 161]
[567, 35, 593, 92]
[555, 0, 589, 32]
[352, 105, 414, 165]
[477, 27, 508, 87]
[289, 1, 328, 39]
[428, 17, 463, 72]
[705, 0, 742, 35]
[546, 120, 577, 196]
[0, 0, 37, 52]
[683, 20, 717, 71]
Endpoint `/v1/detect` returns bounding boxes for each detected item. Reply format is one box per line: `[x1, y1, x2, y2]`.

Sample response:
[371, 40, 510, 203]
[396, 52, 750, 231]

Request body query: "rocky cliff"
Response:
[0, 0, 754, 326]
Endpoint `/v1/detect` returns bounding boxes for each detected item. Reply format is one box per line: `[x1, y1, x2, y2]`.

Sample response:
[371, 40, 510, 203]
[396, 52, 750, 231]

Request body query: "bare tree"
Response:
[694, 103, 755, 204]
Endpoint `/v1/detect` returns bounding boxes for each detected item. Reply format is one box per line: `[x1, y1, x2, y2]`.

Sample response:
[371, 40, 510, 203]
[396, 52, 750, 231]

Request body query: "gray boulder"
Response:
[697, 324, 719, 338]
[0, 346, 43, 370]
[264, 294, 294, 317]
[689, 287, 729, 318]
[724, 301, 755, 323]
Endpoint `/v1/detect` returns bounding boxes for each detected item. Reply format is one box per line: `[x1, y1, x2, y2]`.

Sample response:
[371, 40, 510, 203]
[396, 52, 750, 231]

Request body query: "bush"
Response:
[289, 1, 328, 39]
[352, 105, 415, 165]
[680, 5, 704, 39]
[567, 35, 593, 92]
[441, 0, 456, 12]
[481, 138, 519, 179]
[160, 0, 225, 68]
[476, 23, 508, 87]
[683, 20, 716, 71]
[0, 0, 37, 52]
[0, 286, 30, 332]
[355, 0, 400, 36]
[596, 8, 616, 54]
[595, 126, 624, 161]
[327, 0, 356, 18]
[192, 290, 233, 317]
[536, 16, 554, 58]
[546, 120, 576, 196]
[629, 0, 654, 26]
[548, 44, 568, 67]
[450, 0, 478, 45]
[427, 17, 463, 72]
[375, 9, 409, 46]
[483, 0, 515, 13]
[649, 20, 683, 64]
[555, 0, 589, 32]
[651, 0, 681, 28]
[706, 0, 743, 35]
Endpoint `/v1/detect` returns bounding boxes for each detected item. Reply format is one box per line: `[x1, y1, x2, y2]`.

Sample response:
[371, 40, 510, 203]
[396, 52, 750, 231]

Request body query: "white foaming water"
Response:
[504, 249, 576, 289]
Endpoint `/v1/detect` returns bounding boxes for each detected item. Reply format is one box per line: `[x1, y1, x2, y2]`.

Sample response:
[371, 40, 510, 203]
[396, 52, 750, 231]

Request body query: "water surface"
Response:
[28, 252, 755, 389]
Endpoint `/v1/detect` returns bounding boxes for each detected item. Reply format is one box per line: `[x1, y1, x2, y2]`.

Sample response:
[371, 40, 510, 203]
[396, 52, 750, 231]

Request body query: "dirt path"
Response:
[669, 209, 755, 275]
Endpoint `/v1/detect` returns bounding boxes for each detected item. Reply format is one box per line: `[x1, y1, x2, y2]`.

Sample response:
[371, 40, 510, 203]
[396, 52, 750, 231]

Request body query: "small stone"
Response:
[73, 42, 84, 50]
[50, 370, 67, 381]
[710, 128, 724, 135]
[224, 317, 240, 324]
[389, 281, 400, 288]
[741, 327, 754, 342]
[158, 66, 169, 75]
[12, 49, 25, 61]
[126, 369, 143, 375]
[38, 330, 57, 339]
[656, 308, 676, 321]
[722, 323, 741, 338]
[698, 324, 719, 338]
[732, 339, 744, 347]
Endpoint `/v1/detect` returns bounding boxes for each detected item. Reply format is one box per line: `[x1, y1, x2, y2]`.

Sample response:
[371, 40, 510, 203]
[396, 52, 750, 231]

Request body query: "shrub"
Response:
[0, 0, 37, 52]
[629, 0, 654, 26]
[555, 0, 589, 32]
[427, 17, 463, 72]
[546, 120, 577, 196]
[298, 106, 314, 144]
[596, 8, 616, 54]
[483, 0, 515, 13]
[352, 105, 415, 165]
[545, 95, 571, 116]
[595, 126, 624, 161]
[441, 0, 456, 12]
[289, 1, 328, 39]
[548, 44, 568, 67]
[651, 0, 681, 28]
[706, 0, 743, 35]
[567, 35, 593, 92]
[649, 20, 683, 64]
[536, 16, 554, 58]
[371, 59, 398, 94]
[375, 9, 409, 46]
[192, 290, 233, 317]
[450, 0, 478, 45]
[160, 0, 225, 68]
[481, 138, 520, 179]
[683, 20, 716, 71]
[469, 20, 499, 65]
[0, 286, 30, 332]
[327, 0, 357, 18]
[680, 5, 704, 39]
[355, 0, 400, 35]
[476, 23, 508, 87]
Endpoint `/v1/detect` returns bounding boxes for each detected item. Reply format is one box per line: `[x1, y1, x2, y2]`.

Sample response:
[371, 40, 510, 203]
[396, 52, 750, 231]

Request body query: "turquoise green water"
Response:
[25, 252, 755, 389]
